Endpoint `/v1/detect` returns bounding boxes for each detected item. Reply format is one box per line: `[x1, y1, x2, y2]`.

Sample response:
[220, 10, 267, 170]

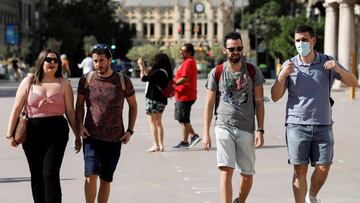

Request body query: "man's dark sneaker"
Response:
[233, 197, 239, 203]
[189, 134, 201, 148]
[172, 141, 189, 149]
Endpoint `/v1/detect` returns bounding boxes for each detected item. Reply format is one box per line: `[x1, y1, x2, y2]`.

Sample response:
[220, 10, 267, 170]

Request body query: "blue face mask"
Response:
[295, 41, 312, 57]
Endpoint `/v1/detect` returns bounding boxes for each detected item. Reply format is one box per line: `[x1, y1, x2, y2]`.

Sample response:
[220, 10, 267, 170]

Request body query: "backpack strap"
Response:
[84, 71, 126, 91]
[215, 63, 224, 85]
[118, 72, 126, 91]
[245, 63, 256, 84]
[214, 63, 224, 115]
[84, 71, 95, 89]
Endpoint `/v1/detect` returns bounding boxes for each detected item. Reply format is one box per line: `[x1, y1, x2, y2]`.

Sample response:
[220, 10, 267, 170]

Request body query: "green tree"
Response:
[127, 44, 159, 63]
[163, 44, 182, 62]
[83, 35, 98, 55]
[243, 0, 301, 16]
[19, 39, 33, 60]
[238, 1, 325, 63]
[41, 0, 133, 75]
[269, 16, 325, 61]
[210, 44, 226, 65]
[46, 38, 62, 53]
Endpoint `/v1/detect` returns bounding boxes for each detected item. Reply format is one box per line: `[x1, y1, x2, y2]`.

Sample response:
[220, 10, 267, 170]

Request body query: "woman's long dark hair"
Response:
[33, 49, 62, 84]
[150, 53, 173, 81]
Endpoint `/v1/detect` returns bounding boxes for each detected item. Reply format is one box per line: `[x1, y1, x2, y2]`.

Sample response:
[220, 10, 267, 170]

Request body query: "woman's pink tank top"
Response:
[27, 80, 66, 118]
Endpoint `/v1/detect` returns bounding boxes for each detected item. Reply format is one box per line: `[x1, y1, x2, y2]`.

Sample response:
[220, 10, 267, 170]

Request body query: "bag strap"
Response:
[23, 76, 33, 114]
[156, 69, 170, 91]
[159, 69, 169, 78]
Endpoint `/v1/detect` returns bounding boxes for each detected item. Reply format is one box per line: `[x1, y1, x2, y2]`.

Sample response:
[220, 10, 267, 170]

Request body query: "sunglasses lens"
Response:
[45, 57, 58, 63]
[227, 46, 243, 52]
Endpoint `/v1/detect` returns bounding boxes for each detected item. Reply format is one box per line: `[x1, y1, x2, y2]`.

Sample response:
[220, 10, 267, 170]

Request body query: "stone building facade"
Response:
[323, 0, 360, 73]
[115, 0, 248, 48]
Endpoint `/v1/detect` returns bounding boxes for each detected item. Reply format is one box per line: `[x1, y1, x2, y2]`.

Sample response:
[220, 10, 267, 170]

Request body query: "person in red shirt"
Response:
[172, 43, 201, 149]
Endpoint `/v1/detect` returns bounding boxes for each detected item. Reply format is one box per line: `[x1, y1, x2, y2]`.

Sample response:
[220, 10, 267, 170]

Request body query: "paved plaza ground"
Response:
[0, 78, 359, 203]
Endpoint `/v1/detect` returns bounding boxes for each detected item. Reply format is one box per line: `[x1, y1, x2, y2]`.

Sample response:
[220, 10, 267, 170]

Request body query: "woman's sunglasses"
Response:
[44, 57, 59, 63]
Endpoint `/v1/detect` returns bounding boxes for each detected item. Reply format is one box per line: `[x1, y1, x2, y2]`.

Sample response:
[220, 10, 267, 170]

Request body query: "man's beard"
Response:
[228, 54, 241, 64]
[97, 65, 110, 75]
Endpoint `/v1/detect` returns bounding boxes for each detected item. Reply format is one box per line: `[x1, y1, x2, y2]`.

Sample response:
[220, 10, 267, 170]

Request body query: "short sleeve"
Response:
[253, 65, 265, 87]
[205, 67, 218, 91]
[123, 74, 135, 97]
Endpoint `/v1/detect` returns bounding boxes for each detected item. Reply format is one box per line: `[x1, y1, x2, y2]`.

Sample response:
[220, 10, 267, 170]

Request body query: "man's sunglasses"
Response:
[92, 44, 110, 51]
[44, 57, 59, 63]
[226, 46, 243, 52]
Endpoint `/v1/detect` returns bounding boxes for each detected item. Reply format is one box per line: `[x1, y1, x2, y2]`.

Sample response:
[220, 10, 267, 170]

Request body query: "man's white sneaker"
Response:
[306, 192, 321, 203]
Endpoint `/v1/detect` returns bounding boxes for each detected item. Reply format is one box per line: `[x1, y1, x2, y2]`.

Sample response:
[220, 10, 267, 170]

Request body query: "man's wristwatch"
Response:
[256, 128, 265, 133]
[126, 129, 134, 135]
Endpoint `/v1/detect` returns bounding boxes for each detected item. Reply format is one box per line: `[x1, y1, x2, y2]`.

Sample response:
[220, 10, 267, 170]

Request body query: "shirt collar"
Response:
[294, 51, 321, 67]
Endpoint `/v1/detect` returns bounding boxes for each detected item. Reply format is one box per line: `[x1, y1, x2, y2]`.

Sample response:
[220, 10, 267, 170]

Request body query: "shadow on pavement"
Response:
[166, 147, 216, 152]
[0, 177, 76, 183]
[258, 145, 287, 149]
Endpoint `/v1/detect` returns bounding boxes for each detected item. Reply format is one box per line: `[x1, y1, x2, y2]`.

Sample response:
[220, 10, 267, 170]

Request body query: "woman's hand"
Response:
[7, 136, 19, 148]
[74, 137, 82, 153]
[137, 57, 146, 70]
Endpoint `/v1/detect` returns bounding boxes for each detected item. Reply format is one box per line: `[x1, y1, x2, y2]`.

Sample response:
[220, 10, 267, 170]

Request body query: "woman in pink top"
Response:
[6, 49, 80, 203]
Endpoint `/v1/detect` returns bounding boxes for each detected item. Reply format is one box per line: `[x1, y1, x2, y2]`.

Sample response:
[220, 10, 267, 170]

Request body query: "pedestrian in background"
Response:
[137, 53, 173, 152]
[6, 48, 80, 203]
[203, 32, 265, 203]
[271, 25, 358, 203]
[61, 54, 71, 78]
[78, 53, 93, 75]
[172, 43, 201, 149]
[76, 44, 137, 203]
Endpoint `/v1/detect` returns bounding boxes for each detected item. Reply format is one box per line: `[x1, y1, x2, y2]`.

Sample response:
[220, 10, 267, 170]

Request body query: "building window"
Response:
[168, 23, 173, 36]
[191, 23, 195, 36]
[131, 23, 136, 33]
[180, 23, 185, 35]
[204, 23, 208, 35]
[214, 23, 218, 36]
[197, 23, 202, 36]
[161, 23, 166, 36]
[150, 23, 155, 36]
[143, 23, 148, 36]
